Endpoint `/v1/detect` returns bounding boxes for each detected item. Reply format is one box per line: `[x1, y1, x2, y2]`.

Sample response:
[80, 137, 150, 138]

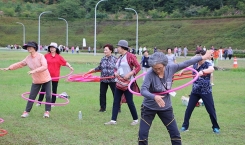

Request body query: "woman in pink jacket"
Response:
[0, 41, 52, 118]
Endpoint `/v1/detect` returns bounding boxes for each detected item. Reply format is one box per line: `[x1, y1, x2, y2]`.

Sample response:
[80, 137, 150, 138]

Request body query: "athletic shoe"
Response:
[99, 108, 106, 112]
[36, 103, 41, 107]
[130, 120, 139, 126]
[180, 127, 189, 132]
[104, 120, 117, 125]
[211, 83, 214, 86]
[43, 111, 50, 118]
[213, 128, 220, 134]
[21, 111, 29, 118]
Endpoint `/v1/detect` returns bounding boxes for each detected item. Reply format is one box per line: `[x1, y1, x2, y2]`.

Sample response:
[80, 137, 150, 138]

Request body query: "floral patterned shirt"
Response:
[192, 61, 212, 94]
[95, 55, 117, 83]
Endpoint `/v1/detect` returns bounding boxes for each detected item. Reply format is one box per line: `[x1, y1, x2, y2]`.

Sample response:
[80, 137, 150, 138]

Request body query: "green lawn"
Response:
[0, 50, 245, 145]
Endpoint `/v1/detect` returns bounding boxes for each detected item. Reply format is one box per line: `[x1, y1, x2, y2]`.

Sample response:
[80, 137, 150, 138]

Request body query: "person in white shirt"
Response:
[75, 46, 79, 54]
[139, 47, 143, 56]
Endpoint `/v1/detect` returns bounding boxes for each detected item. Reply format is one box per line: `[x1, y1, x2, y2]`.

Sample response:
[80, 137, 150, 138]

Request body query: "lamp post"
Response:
[125, 8, 138, 51]
[16, 22, 25, 45]
[94, 0, 107, 56]
[38, 11, 52, 52]
[58, 17, 68, 47]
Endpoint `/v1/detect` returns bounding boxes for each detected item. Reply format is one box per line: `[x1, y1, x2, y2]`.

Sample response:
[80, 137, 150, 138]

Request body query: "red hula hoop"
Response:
[21, 92, 69, 106]
[128, 67, 199, 96]
[0, 118, 7, 137]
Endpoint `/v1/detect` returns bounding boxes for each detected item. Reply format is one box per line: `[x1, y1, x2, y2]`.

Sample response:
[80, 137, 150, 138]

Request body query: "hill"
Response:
[0, 17, 245, 52]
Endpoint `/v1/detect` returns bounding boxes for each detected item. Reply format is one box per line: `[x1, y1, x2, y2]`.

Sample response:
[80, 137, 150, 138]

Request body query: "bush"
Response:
[2, 7, 15, 17]
[170, 9, 182, 18]
[197, 6, 210, 17]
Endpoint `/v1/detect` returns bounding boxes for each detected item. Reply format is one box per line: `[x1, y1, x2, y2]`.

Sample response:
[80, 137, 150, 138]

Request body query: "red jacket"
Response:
[124, 52, 141, 93]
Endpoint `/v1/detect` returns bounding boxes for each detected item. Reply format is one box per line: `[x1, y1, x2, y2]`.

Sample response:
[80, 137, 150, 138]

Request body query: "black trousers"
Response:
[38, 81, 59, 103]
[228, 54, 232, 60]
[138, 105, 181, 145]
[100, 82, 116, 110]
[182, 92, 220, 130]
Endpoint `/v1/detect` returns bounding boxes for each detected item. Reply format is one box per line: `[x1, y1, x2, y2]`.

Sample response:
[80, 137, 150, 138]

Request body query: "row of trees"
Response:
[1, 0, 245, 19]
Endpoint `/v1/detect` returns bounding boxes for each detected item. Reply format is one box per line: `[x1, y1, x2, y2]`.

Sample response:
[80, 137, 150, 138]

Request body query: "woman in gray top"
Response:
[138, 51, 213, 145]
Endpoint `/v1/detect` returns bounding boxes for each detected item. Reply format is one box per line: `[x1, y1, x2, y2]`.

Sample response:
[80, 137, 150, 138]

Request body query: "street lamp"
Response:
[16, 22, 25, 45]
[94, 0, 107, 56]
[58, 17, 68, 47]
[125, 8, 138, 51]
[38, 11, 52, 52]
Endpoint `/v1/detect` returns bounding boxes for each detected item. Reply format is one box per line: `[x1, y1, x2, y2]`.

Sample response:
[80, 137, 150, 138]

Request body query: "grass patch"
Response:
[0, 50, 245, 144]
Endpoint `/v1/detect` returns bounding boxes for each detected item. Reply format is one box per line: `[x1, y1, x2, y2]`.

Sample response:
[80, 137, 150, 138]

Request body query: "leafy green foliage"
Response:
[1, 0, 245, 19]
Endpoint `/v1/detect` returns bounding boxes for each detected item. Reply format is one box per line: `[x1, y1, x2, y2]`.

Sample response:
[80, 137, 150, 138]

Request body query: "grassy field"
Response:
[0, 50, 245, 145]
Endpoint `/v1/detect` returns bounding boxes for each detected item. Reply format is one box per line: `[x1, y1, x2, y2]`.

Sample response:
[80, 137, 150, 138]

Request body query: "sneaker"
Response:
[21, 111, 29, 118]
[213, 128, 220, 134]
[99, 108, 106, 112]
[130, 120, 139, 126]
[211, 83, 214, 86]
[104, 120, 117, 125]
[36, 103, 41, 107]
[180, 127, 189, 132]
[43, 111, 50, 118]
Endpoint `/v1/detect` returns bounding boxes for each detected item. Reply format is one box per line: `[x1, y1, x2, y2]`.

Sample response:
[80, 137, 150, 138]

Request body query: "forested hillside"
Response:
[0, 0, 245, 54]
[1, 0, 245, 19]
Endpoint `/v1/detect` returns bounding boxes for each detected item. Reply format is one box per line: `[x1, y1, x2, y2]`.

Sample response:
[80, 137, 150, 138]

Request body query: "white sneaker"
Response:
[36, 103, 41, 107]
[104, 120, 117, 125]
[130, 120, 139, 126]
[211, 83, 214, 86]
[21, 111, 29, 118]
[43, 111, 50, 118]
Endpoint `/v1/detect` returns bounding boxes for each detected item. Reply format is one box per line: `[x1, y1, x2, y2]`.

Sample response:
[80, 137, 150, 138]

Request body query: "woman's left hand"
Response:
[69, 67, 74, 71]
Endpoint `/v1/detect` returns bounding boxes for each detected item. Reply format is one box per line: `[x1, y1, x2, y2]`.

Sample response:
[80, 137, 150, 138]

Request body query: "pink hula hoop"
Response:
[0, 118, 4, 124]
[67, 72, 114, 82]
[21, 92, 69, 106]
[128, 67, 199, 96]
[51, 66, 74, 80]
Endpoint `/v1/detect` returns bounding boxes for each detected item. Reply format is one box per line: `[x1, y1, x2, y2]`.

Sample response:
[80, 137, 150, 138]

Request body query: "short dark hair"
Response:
[48, 46, 60, 54]
[166, 48, 172, 52]
[121, 46, 128, 51]
[195, 50, 206, 55]
[103, 44, 114, 53]
[143, 50, 148, 54]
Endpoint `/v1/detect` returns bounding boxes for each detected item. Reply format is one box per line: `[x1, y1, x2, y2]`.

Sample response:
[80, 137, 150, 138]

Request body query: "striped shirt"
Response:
[9, 52, 51, 84]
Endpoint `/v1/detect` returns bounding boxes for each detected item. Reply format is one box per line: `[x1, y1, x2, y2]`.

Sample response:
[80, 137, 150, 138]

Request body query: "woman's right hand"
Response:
[0, 68, 10, 71]
[154, 95, 165, 107]
[114, 72, 119, 77]
[88, 69, 95, 73]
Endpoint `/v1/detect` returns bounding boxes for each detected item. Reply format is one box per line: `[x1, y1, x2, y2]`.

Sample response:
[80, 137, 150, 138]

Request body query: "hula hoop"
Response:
[0, 118, 3, 124]
[0, 129, 7, 137]
[51, 66, 74, 80]
[0, 118, 7, 137]
[21, 92, 69, 106]
[67, 72, 114, 82]
[128, 67, 199, 96]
